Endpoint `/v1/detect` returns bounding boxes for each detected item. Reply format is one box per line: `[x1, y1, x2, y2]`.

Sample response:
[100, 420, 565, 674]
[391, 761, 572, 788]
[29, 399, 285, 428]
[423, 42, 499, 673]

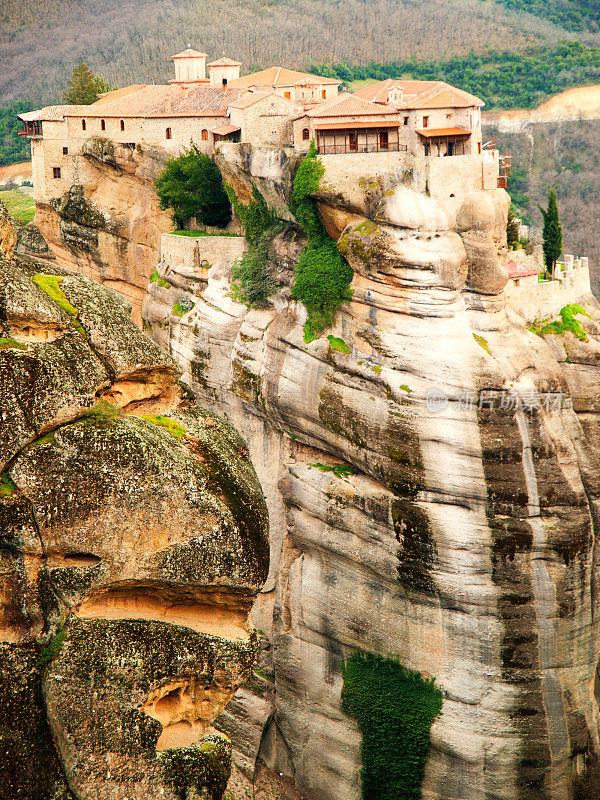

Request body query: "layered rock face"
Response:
[143, 147, 600, 800]
[0, 209, 269, 800]
[34, 139, 173, 325]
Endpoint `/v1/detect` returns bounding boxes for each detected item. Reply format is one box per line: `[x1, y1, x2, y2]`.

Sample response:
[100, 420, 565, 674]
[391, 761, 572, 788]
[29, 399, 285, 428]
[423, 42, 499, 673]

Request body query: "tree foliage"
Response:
[0, 100, 33, 166]
[495, 0, 600, 32]
[63, 63, 113, 105]
[311, 42, 600, 111]
[155, 146, 232, 229]
[341, 651, 443, 800]
[539, 188, 563, 271]
[507, 207, 520, 249]
[290, 141, 353, 341]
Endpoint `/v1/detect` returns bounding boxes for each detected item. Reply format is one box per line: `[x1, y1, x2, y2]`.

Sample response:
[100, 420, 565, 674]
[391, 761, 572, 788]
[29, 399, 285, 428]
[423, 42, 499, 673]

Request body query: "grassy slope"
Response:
[0, 190, 35, 224]
[0, 0, 580, 106]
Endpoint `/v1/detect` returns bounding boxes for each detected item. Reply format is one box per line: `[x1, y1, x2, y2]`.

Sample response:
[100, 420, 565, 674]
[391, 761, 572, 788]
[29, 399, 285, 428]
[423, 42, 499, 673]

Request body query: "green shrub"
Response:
[0, 472, 16, 497]
[141, 414, 187, 439]
[342, 651, 443, 800]
[228, 183, 274, 245]
[535, 303, 590, 341]
[290, 141, 353, 341]
[155, 145, 232, 229]
[232, 227, 281, 307]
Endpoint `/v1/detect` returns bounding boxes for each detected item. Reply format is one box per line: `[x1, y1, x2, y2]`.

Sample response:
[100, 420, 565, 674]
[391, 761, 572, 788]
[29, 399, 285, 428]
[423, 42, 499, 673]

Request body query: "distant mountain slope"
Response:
[495, 0, 600, 32]
[0, 0, 590, 106]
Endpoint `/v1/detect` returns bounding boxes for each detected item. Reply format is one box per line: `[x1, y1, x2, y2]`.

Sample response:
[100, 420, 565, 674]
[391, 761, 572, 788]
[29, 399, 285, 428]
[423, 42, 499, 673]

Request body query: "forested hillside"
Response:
[495, 0, 600, 32]
[0, 0, 591, 108]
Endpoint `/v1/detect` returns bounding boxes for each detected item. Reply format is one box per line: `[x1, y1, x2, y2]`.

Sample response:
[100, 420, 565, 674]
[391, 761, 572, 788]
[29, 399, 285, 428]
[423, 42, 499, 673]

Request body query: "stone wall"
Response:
[506, 257, 592, 321]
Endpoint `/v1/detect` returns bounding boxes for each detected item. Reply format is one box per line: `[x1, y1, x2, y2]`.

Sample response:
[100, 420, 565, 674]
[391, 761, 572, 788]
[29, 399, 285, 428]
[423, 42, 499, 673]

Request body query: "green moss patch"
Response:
[530, 303, 591, 341]
[342, 651, 443, 800]
[0, 189, 35, 225]
[32, 274, 85, 335]
[141, 415, 186, 439]
[150, 269, 172, 289]
[473, 333, 491, 355]
[327, 335, 351, 354]
[0, 337, 27, 350]
[0, 472, 17, 497]
[84, 401, 121, 419]
[36, 627, 67, 671]
[310, 462, 355, 479]
[172, 299, 194, 317]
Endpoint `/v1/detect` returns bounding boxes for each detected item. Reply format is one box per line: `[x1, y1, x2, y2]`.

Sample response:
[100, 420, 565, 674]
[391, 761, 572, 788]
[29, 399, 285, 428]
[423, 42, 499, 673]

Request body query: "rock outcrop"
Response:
[33, 140, 173, 325]
[0, 206, 269, 800]
[143, 146, 600, 800]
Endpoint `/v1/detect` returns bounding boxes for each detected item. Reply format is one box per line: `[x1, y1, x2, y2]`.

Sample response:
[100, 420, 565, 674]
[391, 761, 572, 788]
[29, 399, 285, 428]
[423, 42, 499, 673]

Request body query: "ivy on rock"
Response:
[342, 651, 443, 800]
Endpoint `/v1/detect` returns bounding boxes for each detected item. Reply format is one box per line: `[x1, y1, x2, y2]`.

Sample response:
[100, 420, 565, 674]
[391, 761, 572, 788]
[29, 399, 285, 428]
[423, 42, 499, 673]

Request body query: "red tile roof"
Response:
[208, 57, 242, 67]
[355, 79, 484, 109]
[416, 127, 472, 137]
[305, 93, 397, 118]
[211, 124, 241, 135]
[229, 66, 340, 89]
[506, 259, 541, 279]
[172, 49, 207, 58]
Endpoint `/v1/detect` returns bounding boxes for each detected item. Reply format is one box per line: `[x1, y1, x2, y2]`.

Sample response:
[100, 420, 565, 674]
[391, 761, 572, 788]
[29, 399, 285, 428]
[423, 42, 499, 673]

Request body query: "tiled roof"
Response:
[228, 90, 273, 109]
[57, 85, 243, 118]
[305, 93, 398, 118]
[229, 66, 340, 89]
[506, 259, 541, 279]
[416, 127, 472, 137]
[172, 49, 208, 58]
[18, 105, 85, 122]
[208, 57, 242, 67]
[355, 79, 484, 109]
[211, 124, 241, 135]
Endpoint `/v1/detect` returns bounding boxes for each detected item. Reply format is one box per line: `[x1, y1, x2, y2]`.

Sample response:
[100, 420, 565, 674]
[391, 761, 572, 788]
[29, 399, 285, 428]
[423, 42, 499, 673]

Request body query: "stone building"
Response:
[19, 48, 500, 209]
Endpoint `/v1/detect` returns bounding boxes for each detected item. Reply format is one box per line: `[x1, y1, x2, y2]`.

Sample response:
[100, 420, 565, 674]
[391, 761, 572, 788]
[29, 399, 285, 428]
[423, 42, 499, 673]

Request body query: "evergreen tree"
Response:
[538, 188, 563, 272]
[155, 145, 232, 229]
[506, 206, 520, 249]
[63, 63, 113, 105]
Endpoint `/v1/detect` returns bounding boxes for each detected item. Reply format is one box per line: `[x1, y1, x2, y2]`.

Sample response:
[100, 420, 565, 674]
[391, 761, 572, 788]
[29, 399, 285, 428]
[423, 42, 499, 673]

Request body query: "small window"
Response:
[120, 119, 125, 131]
[403, 116, 409, 125]
[302, 128, 310, 141]
[101, 119, 106, 131]
[446, 113, 452, 120]
[82, 120, 86, 131]
[166, 127, 172, 140]
[201, 129, 208, 141]
[53, 167, 61, 179]
[478, 142, 482, 154]
[222, 78, 228, 88]
[284, 91, 291, 100]
[63, 146, 68, 155]
[321, 89, 326, 99]
[423, 116, 429, 128]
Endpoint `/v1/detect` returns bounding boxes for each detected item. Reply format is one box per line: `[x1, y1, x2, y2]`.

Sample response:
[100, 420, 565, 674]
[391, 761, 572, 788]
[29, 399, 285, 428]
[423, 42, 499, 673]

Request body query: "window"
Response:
[165, 128, 172, 140]
[349, 131, 357, 151]
[321, 89, 326, 99]
[403, 116, 409, 125]
[284, 91, 291, 100]
[120, 120, 125, 131]
[478, 142, 482, 154]
[424, 143, 430, 156]
[201, 129, 208, 140]
[53, 167, 61, 179]
[446, 113, 452, 120]
[379, 130, 389, 150]
[423, 116, 429, 128]
[63, 146, 68, 155]
[101, 119, 106, 131]
[82, 120, 86, 131]
[222, 78, 228, 88]
[302, 128, 310, 141]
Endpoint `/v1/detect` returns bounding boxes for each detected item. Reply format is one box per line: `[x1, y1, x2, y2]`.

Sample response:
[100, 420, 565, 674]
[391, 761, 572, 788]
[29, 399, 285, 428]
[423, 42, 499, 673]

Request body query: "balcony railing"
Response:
[317, 142, 407, 155]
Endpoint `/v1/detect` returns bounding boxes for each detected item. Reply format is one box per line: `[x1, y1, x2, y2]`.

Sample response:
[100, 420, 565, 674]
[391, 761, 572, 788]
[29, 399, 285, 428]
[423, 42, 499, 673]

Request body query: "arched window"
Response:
[201, 129, 208, 141]
[120, 119, 125, 131]
[101, 119, 106, 131]
[302, 128, 310, 141]
[82, 120, 86, 131]
[222, 78, 228, 88]
[165, 128, 172, 140]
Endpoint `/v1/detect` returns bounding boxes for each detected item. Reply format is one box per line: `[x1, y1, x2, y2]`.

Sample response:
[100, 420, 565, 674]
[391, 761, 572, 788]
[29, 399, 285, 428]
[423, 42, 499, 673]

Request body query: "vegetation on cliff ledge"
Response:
[342, 651, 443, 800]
[290, 140, 353, 341]
[155, 146, 232, 229]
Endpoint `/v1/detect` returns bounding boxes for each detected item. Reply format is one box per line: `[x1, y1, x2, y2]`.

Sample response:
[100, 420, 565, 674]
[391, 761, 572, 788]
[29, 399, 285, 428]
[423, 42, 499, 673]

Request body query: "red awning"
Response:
[416, 127, 472, 138]
[314, 120, 400, 130]
[210, 124, 241, 136]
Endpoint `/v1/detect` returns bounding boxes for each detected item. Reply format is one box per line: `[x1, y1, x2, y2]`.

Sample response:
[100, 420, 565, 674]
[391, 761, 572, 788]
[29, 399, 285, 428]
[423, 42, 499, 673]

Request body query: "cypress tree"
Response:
[63, 63, 113, 105]
[506, 207, 520, 250]
[539, 188, 562, 272]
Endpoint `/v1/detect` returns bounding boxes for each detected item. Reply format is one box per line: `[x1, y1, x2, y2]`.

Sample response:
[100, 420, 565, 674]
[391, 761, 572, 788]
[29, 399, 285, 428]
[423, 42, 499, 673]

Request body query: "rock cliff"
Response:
[0, 205, 269, 800]
[142, 146, 600, 800]
[34, 139, 173, 325]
